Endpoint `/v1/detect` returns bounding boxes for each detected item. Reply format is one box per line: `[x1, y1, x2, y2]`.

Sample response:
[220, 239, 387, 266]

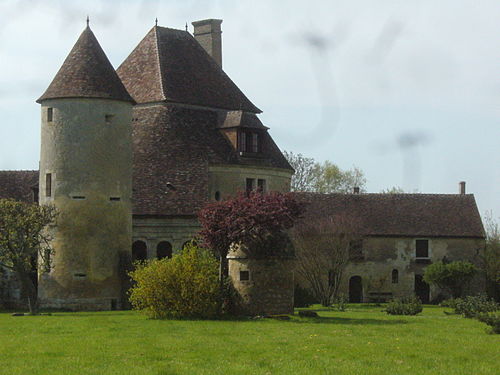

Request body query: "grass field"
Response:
[0, 305, 498, 375]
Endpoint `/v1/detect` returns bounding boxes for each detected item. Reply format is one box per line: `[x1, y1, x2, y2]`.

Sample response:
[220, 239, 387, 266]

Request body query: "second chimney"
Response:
[459, 181, 466, 195]
[353, 186, 360, 194]
[192, 19, 223, 68]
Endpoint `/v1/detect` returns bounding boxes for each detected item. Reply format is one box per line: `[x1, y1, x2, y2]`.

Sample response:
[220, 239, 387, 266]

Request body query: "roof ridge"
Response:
[154, 26, 167, 101]
[0, 170, 38, 173]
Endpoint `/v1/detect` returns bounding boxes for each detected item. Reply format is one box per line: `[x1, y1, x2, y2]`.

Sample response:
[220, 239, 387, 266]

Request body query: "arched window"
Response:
[157, 241, 172, 259]
[392, 269, 399, 284]
[132, 240, 147, 262]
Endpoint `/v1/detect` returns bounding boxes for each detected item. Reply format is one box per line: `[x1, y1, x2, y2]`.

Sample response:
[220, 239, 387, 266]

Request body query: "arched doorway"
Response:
[349, 276, 363, 303]
[415, 274, 430, 303]
[132, 240, 147, 262]
[157, 241, 172, 259]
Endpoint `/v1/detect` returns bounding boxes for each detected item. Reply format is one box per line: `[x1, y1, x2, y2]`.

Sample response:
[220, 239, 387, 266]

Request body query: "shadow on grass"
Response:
[290, 315, 409, 325]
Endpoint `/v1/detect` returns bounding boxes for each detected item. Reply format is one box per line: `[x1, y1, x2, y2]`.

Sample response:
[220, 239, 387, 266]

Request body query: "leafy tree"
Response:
[483, 211, 500, 300]
[129, 243, 220, 319]
[423, 261, 477, 298]
[291, 215, 360, 306]
[282, 151, 316, 192]
[0, 199, 57, 314]
[198, 191, 303, 275]
[283, 151, 366, 193]
[380, 186, 405, 194]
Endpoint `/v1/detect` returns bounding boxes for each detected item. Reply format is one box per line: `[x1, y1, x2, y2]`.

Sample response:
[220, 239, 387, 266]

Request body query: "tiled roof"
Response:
[294, 192, 485, 238]
[217, 110, 268, 129]
[132, 104, 291, 216]
[117, 26, 260, 113]
[37, 26, 134, 103]
[0, 171, 38, 203]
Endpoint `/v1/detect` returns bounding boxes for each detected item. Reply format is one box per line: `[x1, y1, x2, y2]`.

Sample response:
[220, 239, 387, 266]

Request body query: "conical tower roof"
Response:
[37, 26, 134, 103]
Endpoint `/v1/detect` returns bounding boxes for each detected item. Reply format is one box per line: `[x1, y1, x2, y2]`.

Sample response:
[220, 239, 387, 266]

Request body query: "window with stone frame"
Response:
[246, 178, 255, 195]
[415, 239, 429, 258]
[257, 179, 266, 192]
[348, 239, 364, 261]
[392, 269, 399, 284]
[240, 270, 250, 281]
[47, 107, 53, 122]
[238, 130, 261, 153]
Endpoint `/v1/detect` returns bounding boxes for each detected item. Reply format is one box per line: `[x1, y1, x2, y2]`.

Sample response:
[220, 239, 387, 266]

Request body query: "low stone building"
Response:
[295, 185, 486, 303]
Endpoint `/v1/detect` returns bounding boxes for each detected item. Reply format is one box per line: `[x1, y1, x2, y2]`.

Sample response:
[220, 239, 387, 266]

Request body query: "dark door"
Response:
[415, 274, 430, 303]
[349, 276, 363, 303]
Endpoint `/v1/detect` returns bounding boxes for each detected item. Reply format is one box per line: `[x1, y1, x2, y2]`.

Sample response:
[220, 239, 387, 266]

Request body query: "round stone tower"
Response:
[36, 24, 135, 310]
[227, 243, 295, 316]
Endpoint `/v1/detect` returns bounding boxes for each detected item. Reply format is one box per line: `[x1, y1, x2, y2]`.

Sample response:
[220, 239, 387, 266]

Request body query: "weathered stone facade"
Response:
[228, 245, 295, 315]
[341, 237, 485, 303]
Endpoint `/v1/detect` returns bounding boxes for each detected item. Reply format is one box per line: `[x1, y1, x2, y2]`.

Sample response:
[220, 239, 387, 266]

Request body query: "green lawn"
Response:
[0, 305, 498, 375]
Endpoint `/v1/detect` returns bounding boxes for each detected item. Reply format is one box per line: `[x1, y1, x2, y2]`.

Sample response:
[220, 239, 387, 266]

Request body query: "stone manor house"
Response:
[0, 19, 485, 311]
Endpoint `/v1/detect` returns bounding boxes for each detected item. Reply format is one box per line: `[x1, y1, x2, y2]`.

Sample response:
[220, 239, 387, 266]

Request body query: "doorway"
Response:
[349, 276, 363, 303]
[415, 274, 430, 303]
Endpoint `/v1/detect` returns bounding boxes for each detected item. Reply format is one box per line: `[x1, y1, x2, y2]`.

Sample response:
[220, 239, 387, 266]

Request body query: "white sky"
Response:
[0, 0, 498, 218]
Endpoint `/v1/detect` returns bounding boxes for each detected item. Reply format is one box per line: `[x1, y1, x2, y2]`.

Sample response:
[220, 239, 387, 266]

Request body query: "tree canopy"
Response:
[198, 191, 304, 260]
[283, 151, 366, 193]
[0, 199, 57, 313]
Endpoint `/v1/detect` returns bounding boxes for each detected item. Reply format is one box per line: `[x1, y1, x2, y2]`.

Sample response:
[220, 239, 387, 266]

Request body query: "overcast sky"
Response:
[0, 0, 498, 218]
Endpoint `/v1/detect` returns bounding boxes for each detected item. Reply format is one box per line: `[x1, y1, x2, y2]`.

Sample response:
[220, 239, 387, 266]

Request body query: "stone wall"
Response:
[132, 216, 200, 257]
[228, 252, 295, 315]
[340, 237, 485, 302]
[208, 164, 291, 201]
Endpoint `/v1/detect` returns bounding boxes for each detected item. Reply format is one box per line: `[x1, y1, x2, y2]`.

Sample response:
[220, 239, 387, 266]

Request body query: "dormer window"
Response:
[238, 130, 261, 153]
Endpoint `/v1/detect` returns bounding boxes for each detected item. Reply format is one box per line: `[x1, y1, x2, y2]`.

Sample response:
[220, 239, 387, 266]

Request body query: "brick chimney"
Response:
[192, 19, 223, 67]
[353, 186, 360, 194]
[459, 181, 466, 195]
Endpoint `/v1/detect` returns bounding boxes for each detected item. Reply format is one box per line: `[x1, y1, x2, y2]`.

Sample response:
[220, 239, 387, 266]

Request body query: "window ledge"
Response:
[415, 258, 432, 264]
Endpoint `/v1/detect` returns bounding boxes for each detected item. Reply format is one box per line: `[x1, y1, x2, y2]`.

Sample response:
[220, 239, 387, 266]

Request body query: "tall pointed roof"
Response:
[117, 26, 260, 113]
[37, 26, 134, 103]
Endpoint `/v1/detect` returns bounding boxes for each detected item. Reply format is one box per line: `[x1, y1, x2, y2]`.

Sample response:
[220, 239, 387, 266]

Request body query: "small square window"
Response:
[416, 239, 429, 258]
[105, 114, 114, 123]
[240, 270, 250, 281]
[47, 107, 53, 122]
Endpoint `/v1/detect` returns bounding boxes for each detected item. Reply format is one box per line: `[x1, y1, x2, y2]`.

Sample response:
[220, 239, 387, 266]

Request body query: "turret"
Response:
[37, 23, 134, 310]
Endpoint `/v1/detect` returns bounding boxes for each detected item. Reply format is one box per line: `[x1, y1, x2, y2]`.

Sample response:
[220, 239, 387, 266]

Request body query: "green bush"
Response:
[385, 296, 423, 315]
[453, 295, 499, 318]
[334, 294, 347, 312]
[440, 298, 461, 309]
[423, 261, 476, 298]
[128, 244, 220, 319]
[476, 312, 500, 334]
